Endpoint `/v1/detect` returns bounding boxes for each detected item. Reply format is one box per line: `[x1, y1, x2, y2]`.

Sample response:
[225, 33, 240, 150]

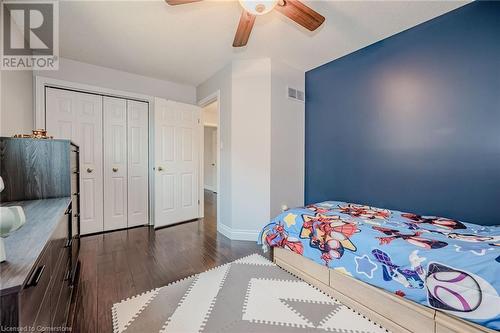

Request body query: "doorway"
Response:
[204, 126, 218, 193]
[199, 94, 220, 230]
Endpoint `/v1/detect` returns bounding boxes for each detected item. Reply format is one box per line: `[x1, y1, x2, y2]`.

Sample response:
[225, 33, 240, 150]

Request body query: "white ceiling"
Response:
[59, 0, 468, 86]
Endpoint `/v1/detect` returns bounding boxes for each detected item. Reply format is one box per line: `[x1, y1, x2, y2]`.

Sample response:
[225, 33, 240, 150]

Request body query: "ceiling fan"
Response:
[165, 0, 325, 47]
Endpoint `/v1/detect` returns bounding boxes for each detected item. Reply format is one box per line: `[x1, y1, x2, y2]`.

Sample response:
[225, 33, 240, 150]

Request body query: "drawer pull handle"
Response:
[26, 265, 45, 288]
[65, 239, 73, 248]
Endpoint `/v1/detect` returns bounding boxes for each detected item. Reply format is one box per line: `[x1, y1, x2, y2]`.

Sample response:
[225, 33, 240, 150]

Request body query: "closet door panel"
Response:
[46, 90, 77, 140]
[103, 97, 128, 231]
[46, 88, 104, 235]
[78, 96, 104, 235]
[127, 100, 149, 227]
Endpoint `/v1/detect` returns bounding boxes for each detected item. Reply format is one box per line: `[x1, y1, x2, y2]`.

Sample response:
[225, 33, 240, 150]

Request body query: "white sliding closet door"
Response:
[154, 98, 201, 228]
[127, 100, 149, 227]
[103, 97, 128, 231]
[46, 88, 104, 235]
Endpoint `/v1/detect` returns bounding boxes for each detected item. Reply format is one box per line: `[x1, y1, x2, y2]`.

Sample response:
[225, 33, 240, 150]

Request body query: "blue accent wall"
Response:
[305, 2, 500, 226]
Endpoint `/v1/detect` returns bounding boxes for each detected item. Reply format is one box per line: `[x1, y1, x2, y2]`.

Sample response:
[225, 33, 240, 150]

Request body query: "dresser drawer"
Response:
[49, 211, 70, 273]
[33, 284, 52, 332]
[70, 148, 79, 173]
[71, 213, 79, 238]
[70, 234, 79, 271]
[50, 246, 69, 324]
[52, 259, 72, 328]
[19, 247, 52, 327]
[18, 206, 70, 328]
[71, 173, 79, 195]
[71, 195, 79, 219]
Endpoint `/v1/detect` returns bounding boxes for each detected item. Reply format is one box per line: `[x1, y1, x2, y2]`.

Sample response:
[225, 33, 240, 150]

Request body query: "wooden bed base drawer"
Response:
[274, 248, 412, 333]
[435, 311, 496, 333]
[273, 247, 497, 333]
[274, 247, 329, 285]
[329, 267, 435, 333]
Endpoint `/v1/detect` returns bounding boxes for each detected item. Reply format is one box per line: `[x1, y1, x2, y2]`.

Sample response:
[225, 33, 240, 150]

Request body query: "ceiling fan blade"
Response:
[233, 11, 256, 47]
[165, 0, 202, 5]
[275, 0, 325, 31]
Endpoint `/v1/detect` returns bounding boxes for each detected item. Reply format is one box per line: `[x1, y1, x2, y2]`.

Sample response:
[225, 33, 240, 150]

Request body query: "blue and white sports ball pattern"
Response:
[426, 271, 481, 312]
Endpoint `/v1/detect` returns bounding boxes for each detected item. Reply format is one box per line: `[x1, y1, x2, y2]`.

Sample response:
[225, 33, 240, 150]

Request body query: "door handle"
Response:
[112, 167, 118, 172]
[87, 167, 94, 173]
[158, 166, 164, 171]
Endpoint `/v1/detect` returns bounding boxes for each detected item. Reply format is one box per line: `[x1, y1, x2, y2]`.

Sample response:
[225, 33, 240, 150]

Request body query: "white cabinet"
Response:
[46, 87, 149, 234]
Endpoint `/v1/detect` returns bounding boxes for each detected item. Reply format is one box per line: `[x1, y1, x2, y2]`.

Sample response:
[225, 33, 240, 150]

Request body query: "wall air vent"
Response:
[287, 86, 305, 102]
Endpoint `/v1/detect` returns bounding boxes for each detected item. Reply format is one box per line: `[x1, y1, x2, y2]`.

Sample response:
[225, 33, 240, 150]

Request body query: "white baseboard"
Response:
[217, 223, 260, 241]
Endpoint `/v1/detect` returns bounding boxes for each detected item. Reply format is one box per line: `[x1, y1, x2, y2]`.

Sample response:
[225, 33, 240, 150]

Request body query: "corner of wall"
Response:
[269, 58, 306, 217]
[230, 58, 272, 232]
[196, 58, 306, 239]
[196, 63, 233, 233]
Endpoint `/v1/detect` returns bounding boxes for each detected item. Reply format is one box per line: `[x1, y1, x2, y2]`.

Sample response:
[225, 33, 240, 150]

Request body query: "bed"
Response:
[259, 201, 500, 333]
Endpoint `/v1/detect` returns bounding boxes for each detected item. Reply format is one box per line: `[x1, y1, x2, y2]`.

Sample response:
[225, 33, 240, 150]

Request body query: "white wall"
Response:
[197, 60, 273, 240]
[1, 57, 196, 137]
[197, 58, 304, 241]
[230, 58, 272, 237]
[0, 70, 34, 136]
[270, 60, 305, 216]
[0, 25, 34, 137]
[35, 58, 196, 104]
[197, 63, 232, 234]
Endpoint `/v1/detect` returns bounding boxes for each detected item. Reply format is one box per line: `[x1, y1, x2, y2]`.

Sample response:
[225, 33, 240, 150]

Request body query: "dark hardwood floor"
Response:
[71, 190, 265, 333]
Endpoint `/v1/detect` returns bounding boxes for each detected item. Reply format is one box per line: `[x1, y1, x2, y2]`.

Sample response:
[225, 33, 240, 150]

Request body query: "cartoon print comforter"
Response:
[258, 201, 500, 330]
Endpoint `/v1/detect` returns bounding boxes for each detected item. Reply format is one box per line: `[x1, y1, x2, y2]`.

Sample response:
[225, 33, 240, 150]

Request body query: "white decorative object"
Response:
[0, 176, 26, 262]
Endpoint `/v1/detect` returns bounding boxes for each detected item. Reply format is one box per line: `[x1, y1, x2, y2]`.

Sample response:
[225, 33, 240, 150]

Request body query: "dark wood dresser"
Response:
[0, 138, 80, 332]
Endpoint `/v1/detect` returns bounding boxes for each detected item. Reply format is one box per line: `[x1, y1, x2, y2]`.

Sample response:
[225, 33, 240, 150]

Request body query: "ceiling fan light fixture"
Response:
[238, 0, 278, 15]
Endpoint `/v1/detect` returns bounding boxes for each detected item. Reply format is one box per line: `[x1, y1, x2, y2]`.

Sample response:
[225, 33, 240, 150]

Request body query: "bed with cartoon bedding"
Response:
[259, 201, 500, 330]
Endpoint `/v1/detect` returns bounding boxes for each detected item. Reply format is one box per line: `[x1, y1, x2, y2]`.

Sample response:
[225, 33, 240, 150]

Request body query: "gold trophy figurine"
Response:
[13, 129, 53, 139]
